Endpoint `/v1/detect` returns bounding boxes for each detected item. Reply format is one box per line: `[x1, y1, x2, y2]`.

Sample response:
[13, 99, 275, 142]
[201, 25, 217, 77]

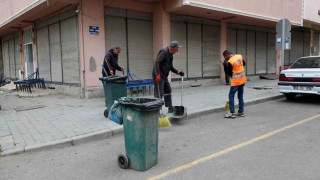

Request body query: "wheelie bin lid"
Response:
[119, 97, 164, 111]
[99, 76, 127, 82]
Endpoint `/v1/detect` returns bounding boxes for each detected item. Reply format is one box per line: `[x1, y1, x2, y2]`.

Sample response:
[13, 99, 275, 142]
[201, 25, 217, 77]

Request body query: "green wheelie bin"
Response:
[117, 97, 164, 171]
[99, 76, 127, 118]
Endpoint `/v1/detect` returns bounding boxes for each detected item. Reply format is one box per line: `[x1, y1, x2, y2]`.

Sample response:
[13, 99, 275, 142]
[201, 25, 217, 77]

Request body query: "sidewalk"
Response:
[0, 77, 282, 156]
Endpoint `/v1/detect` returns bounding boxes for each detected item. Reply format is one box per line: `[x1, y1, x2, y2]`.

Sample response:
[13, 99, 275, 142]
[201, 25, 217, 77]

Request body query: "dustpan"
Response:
[172, 75, 187, 119]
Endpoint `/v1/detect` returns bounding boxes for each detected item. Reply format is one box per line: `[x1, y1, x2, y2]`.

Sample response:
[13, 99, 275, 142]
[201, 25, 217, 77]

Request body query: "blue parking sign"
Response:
[89, 26, 99, 35]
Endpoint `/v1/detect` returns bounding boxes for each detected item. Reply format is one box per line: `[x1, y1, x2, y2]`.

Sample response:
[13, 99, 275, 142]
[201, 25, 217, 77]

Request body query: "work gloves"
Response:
[178, 71, 185, 77]
[156, 75, 161, 82]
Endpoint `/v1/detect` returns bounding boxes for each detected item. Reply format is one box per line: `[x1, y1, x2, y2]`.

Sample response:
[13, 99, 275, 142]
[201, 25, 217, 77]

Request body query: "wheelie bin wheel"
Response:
[104, 109, 109, 118]
[118, 154, 129, 169]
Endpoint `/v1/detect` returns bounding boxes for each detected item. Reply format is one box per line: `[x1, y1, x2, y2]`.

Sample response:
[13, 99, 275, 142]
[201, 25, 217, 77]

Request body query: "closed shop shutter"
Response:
[267, 33, 276, 73]
[304, 31, 311, 56]
[60, 16, 80, 84]
[315, 33, 320, 55]
[127, 19, 153, 79]
[37, 27, 51, 81]
[105, 16, 127, 71]
[171, 21, 187, 79]
[236, 29, 246, 61]
[203, 25, 220, 77]
[14, 37, 20, 78]
[246, 31, 255, 75]
[187, 23, 202, 78]
[9, 39, 15, 78]
[256, 32, 267, 74]
[290, 30, 303, 63]
[49, 23, 62, 82]
[0, 42, 3, 74]
[3, 41, 10, 78]
[227, 28, 237, 53]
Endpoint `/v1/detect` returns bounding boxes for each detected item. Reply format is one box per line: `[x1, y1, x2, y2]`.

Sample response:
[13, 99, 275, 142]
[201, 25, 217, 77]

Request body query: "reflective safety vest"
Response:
[228, 54, 246, 86]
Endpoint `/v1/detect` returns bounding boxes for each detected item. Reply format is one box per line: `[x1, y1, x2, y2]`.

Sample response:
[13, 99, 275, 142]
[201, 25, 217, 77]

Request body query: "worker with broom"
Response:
[153, 41, 185, 114]
[223, 50, 246, 118]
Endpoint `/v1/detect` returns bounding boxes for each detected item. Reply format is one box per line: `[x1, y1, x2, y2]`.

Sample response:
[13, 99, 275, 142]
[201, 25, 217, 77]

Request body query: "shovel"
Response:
[172, 73, 187, 118]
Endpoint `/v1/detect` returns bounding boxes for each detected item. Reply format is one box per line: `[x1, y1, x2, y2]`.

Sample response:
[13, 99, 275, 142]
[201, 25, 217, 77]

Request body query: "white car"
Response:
[278, 56, 320, 100]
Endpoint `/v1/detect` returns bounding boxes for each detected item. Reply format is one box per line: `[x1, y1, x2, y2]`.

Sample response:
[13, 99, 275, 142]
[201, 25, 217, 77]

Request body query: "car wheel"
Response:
[285, 93, 296, 101]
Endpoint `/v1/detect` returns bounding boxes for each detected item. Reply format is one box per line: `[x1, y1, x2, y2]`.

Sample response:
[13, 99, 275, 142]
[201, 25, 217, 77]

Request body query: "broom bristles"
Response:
[224, 101, 230, 111]
[159, 115, 171, 128]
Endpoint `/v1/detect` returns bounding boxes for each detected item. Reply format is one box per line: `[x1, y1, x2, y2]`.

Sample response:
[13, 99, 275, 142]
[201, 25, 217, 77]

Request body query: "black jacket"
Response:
[102, 49, 122, 76]
[153, 47, 178, 78]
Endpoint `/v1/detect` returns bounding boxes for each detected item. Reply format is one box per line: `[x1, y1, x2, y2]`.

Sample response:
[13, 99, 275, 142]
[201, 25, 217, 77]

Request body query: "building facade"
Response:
[0, 0, 318, 98]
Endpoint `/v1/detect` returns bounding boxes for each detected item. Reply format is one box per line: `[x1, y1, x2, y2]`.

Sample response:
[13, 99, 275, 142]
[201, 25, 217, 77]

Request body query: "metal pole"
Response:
[281, 20, 285, 72]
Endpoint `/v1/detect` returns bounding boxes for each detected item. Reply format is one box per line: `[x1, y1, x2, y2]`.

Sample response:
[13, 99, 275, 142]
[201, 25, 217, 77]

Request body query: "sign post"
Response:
[276, 19, 291, 72]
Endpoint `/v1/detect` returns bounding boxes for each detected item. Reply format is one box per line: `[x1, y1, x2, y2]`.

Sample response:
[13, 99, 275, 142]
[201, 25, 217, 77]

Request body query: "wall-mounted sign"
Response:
[89, 26, 99, 35]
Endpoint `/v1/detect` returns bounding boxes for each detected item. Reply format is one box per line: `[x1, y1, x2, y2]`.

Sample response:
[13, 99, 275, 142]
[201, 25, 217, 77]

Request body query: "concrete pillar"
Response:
[276, 50, 281, 75]
[78, 0, 105, 98]
[220, 21, 227, 81]
[153, 2, 171, 80]
[153, 2, 170, 61]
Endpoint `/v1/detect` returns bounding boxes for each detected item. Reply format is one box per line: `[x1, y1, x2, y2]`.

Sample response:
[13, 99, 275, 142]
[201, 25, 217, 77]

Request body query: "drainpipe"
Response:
[19, 31, 25, 79]
[79, 0, 86, 98]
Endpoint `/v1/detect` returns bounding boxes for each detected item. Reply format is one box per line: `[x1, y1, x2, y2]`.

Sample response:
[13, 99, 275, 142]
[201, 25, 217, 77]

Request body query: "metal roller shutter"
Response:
[49, 23, 62, 82]
[236, 29, 246, 60]
[187, 23, 202, 78]
[203, 25, 220, 77]
[256, 32, 267, 74]
[304, 31, 311, 56]
[267, 33, 276, 73]
[9, 39, 15, 78]
[290, 30, 303, 63]
[3, 41, 10, 78]
[60, 16, 80, 84]
[246, 31, 255, 75]
[171, 21, 187, 79]
[0, 42, 3, 74]
[14, 37, 20, 78]
[105, 16, 127, 71]
[315, 33, 320, 56]
[37, 27, 51, 81]
[127, 19, 153, 80]
[227, 28, 236, 53]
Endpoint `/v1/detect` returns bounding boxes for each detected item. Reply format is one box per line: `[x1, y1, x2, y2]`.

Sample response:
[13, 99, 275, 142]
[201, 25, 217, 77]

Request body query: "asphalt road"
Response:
[1, 95, 320, 180]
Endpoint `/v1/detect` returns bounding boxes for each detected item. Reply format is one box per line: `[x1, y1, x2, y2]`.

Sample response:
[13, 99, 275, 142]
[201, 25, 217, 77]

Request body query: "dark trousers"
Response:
[223, 66, 230, 84]
[153, 75, 172, 108]
[229, 84, 245, 113]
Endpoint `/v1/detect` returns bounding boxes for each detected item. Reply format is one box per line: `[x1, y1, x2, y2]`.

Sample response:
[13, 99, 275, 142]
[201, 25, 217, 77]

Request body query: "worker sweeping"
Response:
[153, 41, 185, 113]
[223, 50, 246, 118]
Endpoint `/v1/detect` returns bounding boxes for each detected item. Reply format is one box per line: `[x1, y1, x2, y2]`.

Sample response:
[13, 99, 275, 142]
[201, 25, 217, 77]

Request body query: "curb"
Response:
[0, 94, 284, 156]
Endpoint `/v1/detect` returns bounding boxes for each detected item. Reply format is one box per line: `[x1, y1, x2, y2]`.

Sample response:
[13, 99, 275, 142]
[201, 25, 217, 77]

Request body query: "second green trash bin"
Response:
[118, 97, 164, 171]
[99, 76, 127, 118]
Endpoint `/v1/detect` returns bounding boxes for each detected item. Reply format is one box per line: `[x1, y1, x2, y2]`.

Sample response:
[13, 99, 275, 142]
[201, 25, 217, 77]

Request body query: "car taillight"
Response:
[312, 78, 320, 82]
[279, 77, 294, 81]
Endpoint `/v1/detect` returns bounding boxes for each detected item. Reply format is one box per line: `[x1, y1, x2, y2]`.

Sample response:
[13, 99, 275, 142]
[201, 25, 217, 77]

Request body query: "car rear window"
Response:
[290, 57, 320, 69]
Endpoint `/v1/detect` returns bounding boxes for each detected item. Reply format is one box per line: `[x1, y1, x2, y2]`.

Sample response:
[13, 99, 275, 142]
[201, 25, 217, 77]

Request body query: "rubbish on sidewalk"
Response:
[118, 97, 164, 171]
[172, 76, 187, 119]
[190, 80, 201, 87]
[99, 75, 127, 118]
[156, 83, 171, 128]
[252, 86, 273, 90]
[260, 74, 278, 80]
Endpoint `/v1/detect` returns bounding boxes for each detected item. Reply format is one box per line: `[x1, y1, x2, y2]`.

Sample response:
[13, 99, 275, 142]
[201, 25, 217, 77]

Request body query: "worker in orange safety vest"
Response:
[223, 50, 246, 118]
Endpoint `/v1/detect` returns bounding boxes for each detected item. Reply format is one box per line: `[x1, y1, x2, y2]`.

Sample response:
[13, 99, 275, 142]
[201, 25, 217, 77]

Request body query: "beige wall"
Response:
[183, 0, 303, 25]
[0, 0, 38, 24]
[304, 0, 320, 24]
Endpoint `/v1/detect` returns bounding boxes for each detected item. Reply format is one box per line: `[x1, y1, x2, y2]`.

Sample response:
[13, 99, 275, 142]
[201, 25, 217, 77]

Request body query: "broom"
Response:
[224, 101, 230, 111]
[157, 82, 171, 128]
